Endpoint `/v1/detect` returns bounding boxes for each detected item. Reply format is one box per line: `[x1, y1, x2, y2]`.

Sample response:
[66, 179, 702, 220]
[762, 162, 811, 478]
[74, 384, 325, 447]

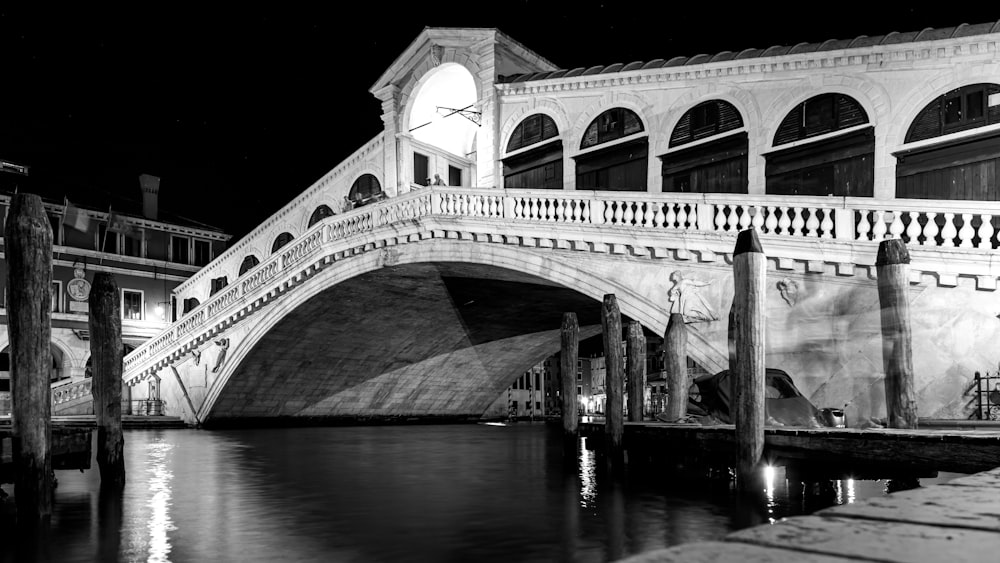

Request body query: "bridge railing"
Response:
[123, 185, 1000, 379]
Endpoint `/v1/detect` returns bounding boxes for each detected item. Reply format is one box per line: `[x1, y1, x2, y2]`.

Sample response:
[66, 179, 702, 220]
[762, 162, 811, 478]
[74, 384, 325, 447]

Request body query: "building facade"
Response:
[0, 181, 229, 414]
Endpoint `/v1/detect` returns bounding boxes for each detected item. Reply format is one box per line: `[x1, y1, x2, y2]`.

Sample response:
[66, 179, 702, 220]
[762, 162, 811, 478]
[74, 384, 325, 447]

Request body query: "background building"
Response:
[0, 169, 229, 414]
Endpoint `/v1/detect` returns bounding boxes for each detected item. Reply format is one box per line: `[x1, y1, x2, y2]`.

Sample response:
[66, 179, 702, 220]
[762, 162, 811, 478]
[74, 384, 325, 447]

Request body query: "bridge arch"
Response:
[196, 239, 687, 423]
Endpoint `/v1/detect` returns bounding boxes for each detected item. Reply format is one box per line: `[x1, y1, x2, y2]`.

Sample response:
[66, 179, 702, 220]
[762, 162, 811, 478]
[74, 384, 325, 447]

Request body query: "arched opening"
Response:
[182, 297, 200, 315]
[239, 255, 260, 276]
[85, 343, 136, 379]
[1, 344, 69, 389]
[407, 63, 478, 186]
[503, 114, 562, 190]
[661, 100, 747, 193]
[308, 205, 336, 227]
[896, 83, 1000, 200]
[347, 174, 385, 209]
[272, 232, 294, 253]
[576, 107, 648, 191]
[766, 93, 873, 197]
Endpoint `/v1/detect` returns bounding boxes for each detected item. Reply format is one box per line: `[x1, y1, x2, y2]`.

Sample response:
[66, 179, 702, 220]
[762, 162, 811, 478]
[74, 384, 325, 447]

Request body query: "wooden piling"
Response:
[602, 294, 624, 452]
[626, 321, 646, 422]
[4, 193, 54, 524]
[89, 272, 126, 486]
[732, 228, 766, 492]
[560, 312, 579, 439]
[876, 238, 918, 429]
[664, 312, 689, 421]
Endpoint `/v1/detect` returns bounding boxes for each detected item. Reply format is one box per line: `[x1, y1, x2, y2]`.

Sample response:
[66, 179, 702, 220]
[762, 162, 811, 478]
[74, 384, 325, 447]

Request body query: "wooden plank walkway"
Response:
[619, 466, 1000, 562]
[580, 421, 1000, 474]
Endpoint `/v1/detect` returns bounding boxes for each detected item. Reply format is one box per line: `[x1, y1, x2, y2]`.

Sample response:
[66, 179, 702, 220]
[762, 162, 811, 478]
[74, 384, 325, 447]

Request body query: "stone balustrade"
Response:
[51, 378, 92, 406]
[122, 185, 1000, 383]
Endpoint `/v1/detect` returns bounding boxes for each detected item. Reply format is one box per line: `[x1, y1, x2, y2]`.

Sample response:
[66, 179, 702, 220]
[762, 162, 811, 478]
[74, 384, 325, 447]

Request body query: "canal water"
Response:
[3, 423, 961, 562]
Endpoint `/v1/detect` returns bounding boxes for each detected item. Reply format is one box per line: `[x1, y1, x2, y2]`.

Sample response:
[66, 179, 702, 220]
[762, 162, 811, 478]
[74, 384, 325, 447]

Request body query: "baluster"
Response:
[556, 198, 567, 222]
[856, 209, 871, 241]
[726, 206, 740, 232]
[978, 214, 994, 249]
[805, 207, 820, 237]
[677, 205, 689, 230]
[622, 201, 634, 225]
[688, 204, 699, 230]
[941, 213, 957, 247]
[614, 200, 625, 224]
[714, 205, 728, 232]
[604, 200, 615, 224]
[573, 199, 583, 223]
[653, 203, 665, 228]
[666, 204, 677, 229]
[777, 206, 791, 236]
[582, 201, 591, 224]
[751, 207, 765, 232]
[906, 211, 922, 244]
[958, 213, 975, 248]
[790, 207, 805, 237]
[871, 210, 887, 241]
[643, 201, 655, 227]
[889, 211, 905, 240]
[764, 206, 778, 234]
[737, 206, 751, 230]
[528, 197, 538, 220]
[921, 212, 939, 246]
[548, 198, 558, 221]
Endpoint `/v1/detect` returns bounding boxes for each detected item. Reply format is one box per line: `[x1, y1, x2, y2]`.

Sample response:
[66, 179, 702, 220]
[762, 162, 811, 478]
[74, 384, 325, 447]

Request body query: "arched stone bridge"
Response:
[122, 187, 1000, 427]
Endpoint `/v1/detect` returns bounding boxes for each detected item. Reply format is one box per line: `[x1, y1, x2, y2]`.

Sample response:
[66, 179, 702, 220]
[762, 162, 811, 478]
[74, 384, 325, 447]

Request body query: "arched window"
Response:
[662, 100, 747, 193]
[897, 83, 1000, 201]
[308, 205, 336, 227]
[766, 93, 873, 197]
[906, 83, 1000, 143]
[503, 114, 563, 190]
[238, 255, 260, 276]
[348, 174, 385, 209]
[182, 298, 200, 315]
[576, 108, 648, 191]
[272, 232, 293, 253]
[507, 114, 559, 152]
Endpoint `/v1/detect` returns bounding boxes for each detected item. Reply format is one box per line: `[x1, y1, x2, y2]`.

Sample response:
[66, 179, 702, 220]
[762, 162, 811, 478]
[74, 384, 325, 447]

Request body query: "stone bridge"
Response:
[122, 186, 1000, 427]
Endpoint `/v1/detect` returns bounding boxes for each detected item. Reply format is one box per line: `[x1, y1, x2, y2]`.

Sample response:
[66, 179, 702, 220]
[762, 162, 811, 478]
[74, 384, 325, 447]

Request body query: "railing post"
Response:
[590, 198, 605, 225]
[502, 192, 514, 219]
[696, 202, 714, 233]
[834, 207, 855, 240]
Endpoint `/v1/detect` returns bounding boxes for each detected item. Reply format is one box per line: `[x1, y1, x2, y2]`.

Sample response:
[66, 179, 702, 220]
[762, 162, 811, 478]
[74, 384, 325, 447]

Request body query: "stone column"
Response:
[374, 85, 400, 197]
[475, 42, 499, 188]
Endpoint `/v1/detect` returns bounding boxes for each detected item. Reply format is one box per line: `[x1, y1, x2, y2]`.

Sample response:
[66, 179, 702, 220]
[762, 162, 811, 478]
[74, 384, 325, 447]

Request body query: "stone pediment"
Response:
[369, 27, 557, 95]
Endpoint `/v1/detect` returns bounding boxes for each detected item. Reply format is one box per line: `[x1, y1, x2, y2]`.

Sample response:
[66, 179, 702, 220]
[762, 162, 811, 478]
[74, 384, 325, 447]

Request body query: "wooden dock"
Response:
[580, 421, 1000, 474]
[619, 465, 1000, 562]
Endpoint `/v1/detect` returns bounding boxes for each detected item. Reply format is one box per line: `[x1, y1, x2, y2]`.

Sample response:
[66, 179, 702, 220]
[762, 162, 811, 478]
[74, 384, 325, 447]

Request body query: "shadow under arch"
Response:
[196, 240, 677, 425]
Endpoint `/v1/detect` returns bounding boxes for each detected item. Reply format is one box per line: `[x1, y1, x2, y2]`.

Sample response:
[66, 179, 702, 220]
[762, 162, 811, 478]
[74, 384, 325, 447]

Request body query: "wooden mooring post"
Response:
[560, 313, 579, 445]
[876, 238, 918, 429]
[626, 321, 645, 422]
[602, 294, 624, 455]
[4, 193, 54, 524]
[733, 229, 766, 492]
[664, 312, 688, 421]
[89, 272, 126, 486]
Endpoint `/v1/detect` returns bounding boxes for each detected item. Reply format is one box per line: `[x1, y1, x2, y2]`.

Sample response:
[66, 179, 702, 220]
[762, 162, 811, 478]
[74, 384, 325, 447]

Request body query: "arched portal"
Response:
[239, 255, 261, 276]
[662, 100, 747, 193]
[1, 343, 70, 388]
[272, 232, 294, 253]
[308, 205, 336, 227]
[406, 63, 478, 186]
[503, 113, 562, 190]
[576, 107, 648, 191]
[348, 174, 385, 208]
[766, 93, 873, 197]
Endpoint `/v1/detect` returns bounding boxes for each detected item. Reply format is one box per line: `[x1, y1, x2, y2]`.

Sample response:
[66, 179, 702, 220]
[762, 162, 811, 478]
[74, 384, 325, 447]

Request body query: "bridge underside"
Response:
[205, 262, 607, 426]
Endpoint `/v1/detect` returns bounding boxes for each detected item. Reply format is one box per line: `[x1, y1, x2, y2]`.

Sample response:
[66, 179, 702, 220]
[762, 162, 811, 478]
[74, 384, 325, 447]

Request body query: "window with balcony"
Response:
[504, 114, 563, 190]
[662, 100, 748, 194]
[122, 289, 143, 320]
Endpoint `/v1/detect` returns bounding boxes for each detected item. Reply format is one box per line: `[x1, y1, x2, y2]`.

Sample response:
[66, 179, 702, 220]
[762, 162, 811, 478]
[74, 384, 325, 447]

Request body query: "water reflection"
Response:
[0, 424, 965, 562]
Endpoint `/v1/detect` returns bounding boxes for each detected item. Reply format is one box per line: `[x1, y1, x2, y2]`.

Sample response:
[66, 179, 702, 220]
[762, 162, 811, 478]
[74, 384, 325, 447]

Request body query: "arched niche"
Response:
[766, 93, 873, 197]
[575, 107, 648, 191]
[661, 100, 747, 193]
[503, 114, 562, 190]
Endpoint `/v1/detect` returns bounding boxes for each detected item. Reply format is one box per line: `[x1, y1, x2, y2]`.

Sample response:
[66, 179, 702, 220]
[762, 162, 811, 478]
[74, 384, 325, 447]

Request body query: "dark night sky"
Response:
[1, 4, 997, 242]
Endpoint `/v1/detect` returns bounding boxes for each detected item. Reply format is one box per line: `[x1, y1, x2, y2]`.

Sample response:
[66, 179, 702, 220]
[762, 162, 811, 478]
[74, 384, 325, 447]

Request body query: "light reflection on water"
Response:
[0, 424, 965, 562]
